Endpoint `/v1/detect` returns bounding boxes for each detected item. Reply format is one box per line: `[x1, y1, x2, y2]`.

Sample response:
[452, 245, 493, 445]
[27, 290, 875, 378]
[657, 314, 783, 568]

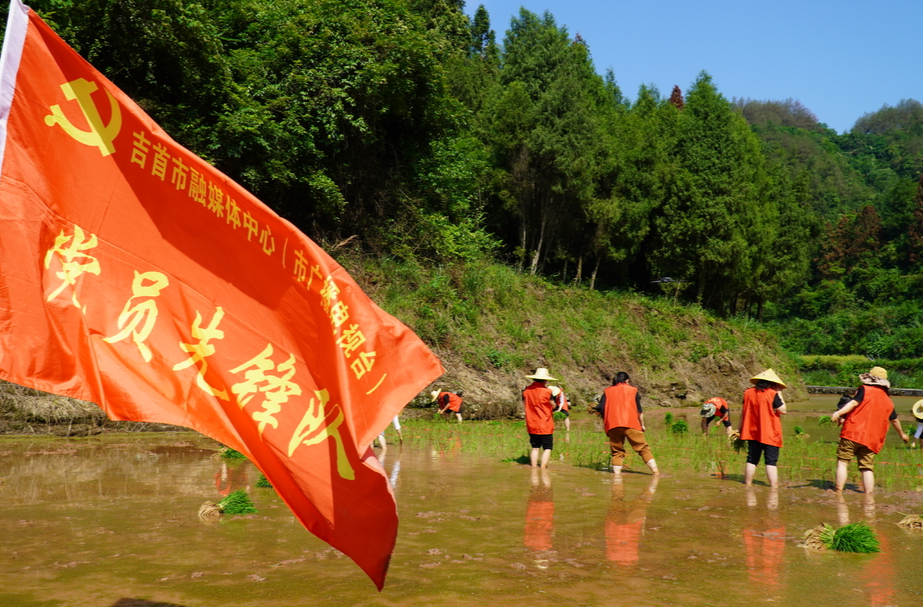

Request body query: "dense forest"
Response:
[3, 0, 923, 361]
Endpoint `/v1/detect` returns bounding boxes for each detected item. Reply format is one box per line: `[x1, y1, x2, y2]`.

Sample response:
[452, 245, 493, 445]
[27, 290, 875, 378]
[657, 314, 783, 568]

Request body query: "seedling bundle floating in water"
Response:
[803, 521, 880, 553]
[198, 489, 258, 519]
[219, 446, 247, 460]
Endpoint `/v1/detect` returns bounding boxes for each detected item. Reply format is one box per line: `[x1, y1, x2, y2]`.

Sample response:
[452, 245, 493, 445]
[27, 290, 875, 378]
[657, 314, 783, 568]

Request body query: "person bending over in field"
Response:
[432, 390, 464, 423]
[700, 397, 733, 437]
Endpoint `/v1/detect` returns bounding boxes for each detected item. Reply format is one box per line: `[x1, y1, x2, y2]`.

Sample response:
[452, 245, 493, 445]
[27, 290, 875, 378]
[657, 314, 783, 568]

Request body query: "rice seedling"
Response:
[818, 416, 834, 427]
[256, 473, 273, 488]
[670, 419, 689, 434]
[219, 489, 258, 515]
[552, 411, 567, 421]
[396, 411, 923, 490]
[803, 522, 879, 553]
[197, 489, 258, 519]
[664, 412, 674, 426]
[220, 446, 246, 459]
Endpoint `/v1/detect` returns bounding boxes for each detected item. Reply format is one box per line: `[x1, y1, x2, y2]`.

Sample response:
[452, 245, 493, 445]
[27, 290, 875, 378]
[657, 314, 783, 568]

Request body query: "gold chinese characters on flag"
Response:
[0, 0, 442, 589]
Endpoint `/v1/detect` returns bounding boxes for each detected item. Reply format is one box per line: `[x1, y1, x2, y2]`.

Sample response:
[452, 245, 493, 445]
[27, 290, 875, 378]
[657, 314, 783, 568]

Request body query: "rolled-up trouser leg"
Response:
[607, 427, 627, 467]
[624, 428, 654, 463]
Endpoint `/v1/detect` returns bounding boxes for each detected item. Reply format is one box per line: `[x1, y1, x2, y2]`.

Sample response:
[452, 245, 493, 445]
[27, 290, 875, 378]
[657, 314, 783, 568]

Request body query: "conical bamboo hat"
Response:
[749, 369, 786, 388]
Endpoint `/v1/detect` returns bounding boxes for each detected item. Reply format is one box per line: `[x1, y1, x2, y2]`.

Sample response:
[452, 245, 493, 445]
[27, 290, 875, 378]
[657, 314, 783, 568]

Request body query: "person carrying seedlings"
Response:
[911, 399, 923, 450]
[432, 390, 464, 423]
[523, 368, 558, 468]
[595, 371, 660, 476]
[739, 369, 787, 488]
[700, 397, 733, 436]
[830, 367, 909, 494]
[549, 385, 571, 432]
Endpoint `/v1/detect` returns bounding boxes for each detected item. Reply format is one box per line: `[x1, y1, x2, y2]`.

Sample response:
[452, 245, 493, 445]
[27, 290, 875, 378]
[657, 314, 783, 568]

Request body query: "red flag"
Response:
[0, 0, 443, 588]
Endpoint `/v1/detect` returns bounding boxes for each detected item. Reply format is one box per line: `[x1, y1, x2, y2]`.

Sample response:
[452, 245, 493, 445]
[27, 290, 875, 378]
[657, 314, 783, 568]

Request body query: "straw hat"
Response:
[912, 399, 923, 421]
[526, 367, 558, 381]
[699, 402, 716, 418]
[430, 390, 441, 402]
[549, 385, 561, 397]
[749, 369, 786, 388]
[868, 366, 888, 380]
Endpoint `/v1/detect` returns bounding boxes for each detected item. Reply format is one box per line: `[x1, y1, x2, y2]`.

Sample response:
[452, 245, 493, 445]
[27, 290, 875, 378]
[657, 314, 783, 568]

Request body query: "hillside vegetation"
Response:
[340, 254, 805, 413]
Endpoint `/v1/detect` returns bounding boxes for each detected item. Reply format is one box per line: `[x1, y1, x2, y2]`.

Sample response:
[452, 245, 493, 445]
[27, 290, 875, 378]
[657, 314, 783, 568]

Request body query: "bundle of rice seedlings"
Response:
[219, 489, 258, 514]
[670, 419, 689, 434]
[552, 411, 566, 421]
[197, 489, 258, 519]
[256, 473, 273, 488]
[664, 412, 674, 426]
[818, 415, 834, 427]
[729, 431, 746, 452]
[803, 522, 880, 553]
[897, 514, 923, 529]
[802, 524, 833, 551]
[219, 446, 247, 460]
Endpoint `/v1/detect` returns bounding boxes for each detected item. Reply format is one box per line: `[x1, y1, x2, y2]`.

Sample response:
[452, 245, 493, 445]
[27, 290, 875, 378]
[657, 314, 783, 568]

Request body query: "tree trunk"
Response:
[529, 213, 547, 275]
[575, 255, 583, 285]
[589, 255, 601, 290]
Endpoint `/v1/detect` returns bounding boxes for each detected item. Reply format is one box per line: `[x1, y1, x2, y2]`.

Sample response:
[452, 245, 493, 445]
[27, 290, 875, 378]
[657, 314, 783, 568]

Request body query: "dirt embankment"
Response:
[424, 349, 805, 421]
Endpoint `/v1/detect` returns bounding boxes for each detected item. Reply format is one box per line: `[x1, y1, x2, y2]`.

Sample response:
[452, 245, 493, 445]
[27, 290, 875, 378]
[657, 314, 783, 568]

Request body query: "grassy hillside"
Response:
[0, 255, 805, 433]
[339, 253, 805, 416]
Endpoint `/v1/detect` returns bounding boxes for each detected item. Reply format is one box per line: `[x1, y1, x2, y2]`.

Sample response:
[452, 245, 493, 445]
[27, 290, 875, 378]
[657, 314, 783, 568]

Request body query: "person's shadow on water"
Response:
[110, 600, 187, 607]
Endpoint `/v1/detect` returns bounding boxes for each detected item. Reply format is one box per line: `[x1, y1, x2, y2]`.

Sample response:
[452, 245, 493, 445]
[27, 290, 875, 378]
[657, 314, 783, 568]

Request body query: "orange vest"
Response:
[439, 392, 463, 412]
[603, 384, 641, 433]
[706, 397, 730, 422]
[555, 391, 570, 411]
[841, 385, 894, 454]
[523, 382, 555, 434]
[739, 387, 782, 447]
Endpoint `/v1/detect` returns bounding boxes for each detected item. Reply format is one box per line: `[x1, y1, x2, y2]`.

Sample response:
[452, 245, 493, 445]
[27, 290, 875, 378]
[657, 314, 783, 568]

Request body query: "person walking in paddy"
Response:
[595, 372, 659, 476]
[523, 368, 558, 469]
[830, 366, 908, 494]
[739, 369, 787, 488]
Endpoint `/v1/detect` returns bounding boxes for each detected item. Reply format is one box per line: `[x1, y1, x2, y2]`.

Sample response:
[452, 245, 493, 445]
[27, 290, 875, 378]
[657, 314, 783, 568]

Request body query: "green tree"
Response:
[649, 72, 770, 311]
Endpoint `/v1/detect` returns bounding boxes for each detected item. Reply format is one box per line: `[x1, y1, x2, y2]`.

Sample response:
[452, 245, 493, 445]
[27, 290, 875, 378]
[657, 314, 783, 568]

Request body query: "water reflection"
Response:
[742, 488, 785, 593]
[524, 469, 553, 552]
[605, 475, 658, 566]
[214, 461, 250, 497]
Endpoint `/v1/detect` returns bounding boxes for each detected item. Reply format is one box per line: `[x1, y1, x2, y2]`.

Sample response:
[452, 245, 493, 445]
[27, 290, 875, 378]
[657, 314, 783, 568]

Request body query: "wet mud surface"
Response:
[1, 412, 923, 606]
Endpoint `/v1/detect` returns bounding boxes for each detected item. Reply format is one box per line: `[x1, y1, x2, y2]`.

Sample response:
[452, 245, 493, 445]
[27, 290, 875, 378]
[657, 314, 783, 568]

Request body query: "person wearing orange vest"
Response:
[432, 390, 463, 423]
[549, 385, 571, 432]
[700, 397, 733, 436]
[830, 367, 909, 494]
[595, 372, 659, 475]
[523, 368, 558, 469]
[739, 369, 787, 488]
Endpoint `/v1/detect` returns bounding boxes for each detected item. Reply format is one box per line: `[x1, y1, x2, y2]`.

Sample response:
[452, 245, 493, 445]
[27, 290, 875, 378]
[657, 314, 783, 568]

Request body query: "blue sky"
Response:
[466, 0, 920, 134]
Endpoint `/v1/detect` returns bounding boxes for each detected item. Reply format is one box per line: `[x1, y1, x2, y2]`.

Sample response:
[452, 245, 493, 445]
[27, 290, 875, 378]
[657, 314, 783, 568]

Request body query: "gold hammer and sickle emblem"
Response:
[44, 78, 122, 156]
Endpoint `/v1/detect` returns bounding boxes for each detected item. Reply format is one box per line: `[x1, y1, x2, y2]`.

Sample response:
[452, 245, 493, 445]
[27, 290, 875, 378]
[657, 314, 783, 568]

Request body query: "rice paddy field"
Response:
[1, 395, 923, 606]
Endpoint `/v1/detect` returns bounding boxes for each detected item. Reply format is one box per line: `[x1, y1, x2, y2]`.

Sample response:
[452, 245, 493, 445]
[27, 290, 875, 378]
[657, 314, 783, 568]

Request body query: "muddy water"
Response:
[1, 433, 923, 606]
